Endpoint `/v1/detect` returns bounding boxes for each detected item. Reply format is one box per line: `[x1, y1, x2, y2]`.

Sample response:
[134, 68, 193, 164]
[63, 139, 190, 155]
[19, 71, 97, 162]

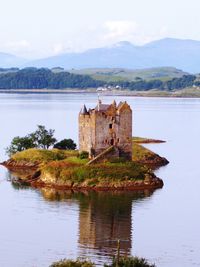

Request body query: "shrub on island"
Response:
[53, 139, 77, 150]
[49, 257, 155, 267]
[49, 259, 94, 267]
[104, 256, 156, 267]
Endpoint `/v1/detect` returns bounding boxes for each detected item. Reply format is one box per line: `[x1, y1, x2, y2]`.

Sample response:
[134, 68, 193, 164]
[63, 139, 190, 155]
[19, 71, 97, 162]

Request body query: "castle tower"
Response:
[79, 100, 132, 160]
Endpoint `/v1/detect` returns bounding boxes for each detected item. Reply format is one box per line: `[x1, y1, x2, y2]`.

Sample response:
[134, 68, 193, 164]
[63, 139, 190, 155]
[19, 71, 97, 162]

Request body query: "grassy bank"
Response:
[11, 148, 79, 164]
[40, 159, 150, 187]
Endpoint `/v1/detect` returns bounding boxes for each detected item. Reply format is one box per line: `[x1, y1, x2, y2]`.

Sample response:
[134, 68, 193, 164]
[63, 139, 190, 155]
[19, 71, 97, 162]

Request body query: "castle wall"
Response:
[94, 111, 118, 155]
[117, 108, 132, 160]
[79, 101, 132, 160]
[79, 112, 95, 155]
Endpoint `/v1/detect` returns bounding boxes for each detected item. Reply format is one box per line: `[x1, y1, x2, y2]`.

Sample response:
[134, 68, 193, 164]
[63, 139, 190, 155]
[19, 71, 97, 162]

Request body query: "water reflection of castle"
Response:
[40, 189, 153, 257]
[78, 192, 133, 254]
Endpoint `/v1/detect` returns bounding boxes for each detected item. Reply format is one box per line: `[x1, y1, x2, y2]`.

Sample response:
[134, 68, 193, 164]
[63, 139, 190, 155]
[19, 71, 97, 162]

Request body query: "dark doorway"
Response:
[110, 139, 114, 145]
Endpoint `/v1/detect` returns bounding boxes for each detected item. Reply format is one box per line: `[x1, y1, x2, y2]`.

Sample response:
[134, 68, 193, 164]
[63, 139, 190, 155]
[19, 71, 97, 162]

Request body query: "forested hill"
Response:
[0, 68, 102, 89]
[0, 67, 199, 91]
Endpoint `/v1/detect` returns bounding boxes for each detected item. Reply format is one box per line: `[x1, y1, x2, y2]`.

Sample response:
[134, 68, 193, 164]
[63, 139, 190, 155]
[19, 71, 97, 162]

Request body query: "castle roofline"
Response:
[80, 104, 89, 115]
[95, 104, 110, 112]
[117, 101, 131, 112]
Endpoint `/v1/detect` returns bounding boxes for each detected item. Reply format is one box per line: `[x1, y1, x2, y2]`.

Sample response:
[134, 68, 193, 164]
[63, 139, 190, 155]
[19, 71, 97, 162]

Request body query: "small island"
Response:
[1, 100, 169, 191]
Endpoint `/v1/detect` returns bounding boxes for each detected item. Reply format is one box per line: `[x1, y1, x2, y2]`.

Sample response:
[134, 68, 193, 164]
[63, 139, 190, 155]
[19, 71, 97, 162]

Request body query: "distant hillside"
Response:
[70, 67, 188, 82]
[0, 67, 198, 91]
[0, 52, 26, 68]
[24, 38, 200, 73]
[0, 68, 102, 89]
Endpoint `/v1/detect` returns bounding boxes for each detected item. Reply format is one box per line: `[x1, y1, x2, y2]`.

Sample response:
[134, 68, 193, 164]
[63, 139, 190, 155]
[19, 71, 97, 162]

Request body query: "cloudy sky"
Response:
[0, 0, 200, 58]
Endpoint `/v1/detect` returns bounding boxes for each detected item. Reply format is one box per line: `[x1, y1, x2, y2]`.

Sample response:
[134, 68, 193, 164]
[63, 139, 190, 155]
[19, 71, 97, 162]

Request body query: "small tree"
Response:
[6, 136, 36, 156]
[53, 139, 77, 150]
[31, 125, 57, 149]
[6, 125, 57, 156]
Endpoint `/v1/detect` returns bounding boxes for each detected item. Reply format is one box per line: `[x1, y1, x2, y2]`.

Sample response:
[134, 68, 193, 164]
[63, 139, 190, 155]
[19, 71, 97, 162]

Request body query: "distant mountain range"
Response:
[0, 52, 26, 68]
[1, 38, 200, 73]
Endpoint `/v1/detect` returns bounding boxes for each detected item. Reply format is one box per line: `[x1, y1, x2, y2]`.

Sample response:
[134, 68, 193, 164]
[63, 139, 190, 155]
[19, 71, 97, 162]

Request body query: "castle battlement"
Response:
[79, 100, 132, 160]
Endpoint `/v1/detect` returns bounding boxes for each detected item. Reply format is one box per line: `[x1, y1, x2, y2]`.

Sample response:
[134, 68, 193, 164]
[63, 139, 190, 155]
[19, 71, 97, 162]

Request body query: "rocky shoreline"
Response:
[1, 161, 166, 192]
[2, 160, 164, 191]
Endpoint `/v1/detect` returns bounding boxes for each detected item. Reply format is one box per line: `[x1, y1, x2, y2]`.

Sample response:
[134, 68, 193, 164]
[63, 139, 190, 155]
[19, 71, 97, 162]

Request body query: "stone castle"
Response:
[79, 99, 132, 160]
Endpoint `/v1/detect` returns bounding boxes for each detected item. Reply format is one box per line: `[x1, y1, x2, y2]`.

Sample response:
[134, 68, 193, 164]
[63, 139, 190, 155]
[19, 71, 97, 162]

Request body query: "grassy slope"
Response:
[41, 160, 149, 187]
[11, 148, 79, 163]
[132, 143, 158, 162]
[70, 67, 188, 82]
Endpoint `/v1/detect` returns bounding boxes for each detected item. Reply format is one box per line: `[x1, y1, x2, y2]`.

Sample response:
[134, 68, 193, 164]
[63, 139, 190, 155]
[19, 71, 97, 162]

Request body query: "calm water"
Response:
[0, 93, 200, 267]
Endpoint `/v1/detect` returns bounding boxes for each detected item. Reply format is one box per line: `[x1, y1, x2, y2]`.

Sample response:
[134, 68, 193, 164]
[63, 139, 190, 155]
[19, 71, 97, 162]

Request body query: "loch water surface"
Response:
[0, 93, 200, 267]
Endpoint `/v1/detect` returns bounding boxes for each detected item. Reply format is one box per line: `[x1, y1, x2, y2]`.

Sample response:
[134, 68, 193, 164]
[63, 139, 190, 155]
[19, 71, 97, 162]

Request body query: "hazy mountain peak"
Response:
[0, 52, 27, 68]
[109, 41, 135, 49]
[145, 37, 200, 48]
[1, 38, 200, 72]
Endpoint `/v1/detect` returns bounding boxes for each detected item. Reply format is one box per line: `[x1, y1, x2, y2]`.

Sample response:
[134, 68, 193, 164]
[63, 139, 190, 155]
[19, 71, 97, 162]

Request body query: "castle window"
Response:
[109, 123, 112, 129]
[110, 139, 114, 145]
[117, 138, 120, 143]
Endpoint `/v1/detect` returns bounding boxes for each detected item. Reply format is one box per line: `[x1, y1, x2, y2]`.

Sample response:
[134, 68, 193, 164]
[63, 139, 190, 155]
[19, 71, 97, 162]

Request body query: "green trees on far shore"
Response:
[0, 67, 198, 91]
[0, 68, 102, 89]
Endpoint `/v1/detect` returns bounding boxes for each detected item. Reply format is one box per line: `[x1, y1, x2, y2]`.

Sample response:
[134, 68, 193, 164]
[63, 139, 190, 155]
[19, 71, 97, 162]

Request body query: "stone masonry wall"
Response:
[79, 101, 132, 160]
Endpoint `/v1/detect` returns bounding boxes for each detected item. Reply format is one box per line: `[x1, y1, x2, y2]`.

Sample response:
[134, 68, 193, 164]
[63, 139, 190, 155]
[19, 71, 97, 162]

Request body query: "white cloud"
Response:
[0, 24, 170, 59]
[2, 40, 33, 57]
[52, 43, 65, 55]
[103, 20, 138, 41]
[51, 41, 76, 55]
[6, 40, 31, 49]
[91, 20, 170, 47]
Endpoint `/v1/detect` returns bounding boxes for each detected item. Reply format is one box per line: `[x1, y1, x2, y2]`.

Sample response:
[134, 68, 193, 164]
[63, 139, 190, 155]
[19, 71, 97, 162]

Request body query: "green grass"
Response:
[133, 137, 152, 143]
[104, 256, 155, 267]
[132, 137, 164, 143]
[132, 143, 156, 162]
[41, 159, 150, 186]
[70, 67, 187, 82]
[11, 148, 79, 164]
[65, 156, 89, 165]
[49, 257, 155, 267]
[50, 259, 94, 267]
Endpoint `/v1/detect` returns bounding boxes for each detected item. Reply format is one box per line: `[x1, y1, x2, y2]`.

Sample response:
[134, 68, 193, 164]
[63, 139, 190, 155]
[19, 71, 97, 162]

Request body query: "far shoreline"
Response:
[0, 88, 200, 98]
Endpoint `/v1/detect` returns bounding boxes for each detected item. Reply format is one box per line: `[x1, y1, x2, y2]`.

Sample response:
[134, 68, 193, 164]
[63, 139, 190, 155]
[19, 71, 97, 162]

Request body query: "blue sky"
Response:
[0, 0, 200, 58]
